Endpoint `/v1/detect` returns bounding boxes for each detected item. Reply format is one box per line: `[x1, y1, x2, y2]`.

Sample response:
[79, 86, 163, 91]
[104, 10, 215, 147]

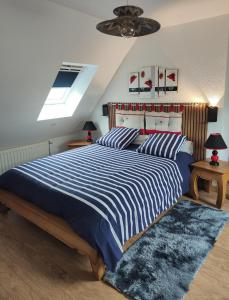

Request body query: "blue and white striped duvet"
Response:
[0, 144, 183, 270]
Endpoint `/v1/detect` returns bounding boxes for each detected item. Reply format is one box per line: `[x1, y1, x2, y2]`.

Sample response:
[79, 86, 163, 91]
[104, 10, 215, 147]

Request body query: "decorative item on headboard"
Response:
[108, 102, 208, 161]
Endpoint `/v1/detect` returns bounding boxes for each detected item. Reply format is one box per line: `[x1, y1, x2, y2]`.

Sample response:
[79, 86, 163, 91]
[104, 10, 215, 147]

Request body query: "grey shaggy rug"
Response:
[104, 200, 229, 300]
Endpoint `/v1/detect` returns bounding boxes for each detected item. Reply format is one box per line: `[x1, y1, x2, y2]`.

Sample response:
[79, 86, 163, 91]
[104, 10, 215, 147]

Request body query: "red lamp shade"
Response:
[204, 133, 227, 166]
[204, 133, 227, 150]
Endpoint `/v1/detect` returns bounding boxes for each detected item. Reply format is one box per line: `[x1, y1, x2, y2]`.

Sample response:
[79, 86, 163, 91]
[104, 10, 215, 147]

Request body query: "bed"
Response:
[0, 102, 208, 280]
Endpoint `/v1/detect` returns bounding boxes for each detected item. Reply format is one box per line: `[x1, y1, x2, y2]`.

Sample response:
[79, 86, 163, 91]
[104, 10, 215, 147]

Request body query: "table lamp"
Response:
[204, 133, 227, 166]
[83, 121, 97, 142]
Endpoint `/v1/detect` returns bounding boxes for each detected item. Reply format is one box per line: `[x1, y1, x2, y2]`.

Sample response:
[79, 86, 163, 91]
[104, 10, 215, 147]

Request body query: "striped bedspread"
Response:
[0, 144, 183, 271]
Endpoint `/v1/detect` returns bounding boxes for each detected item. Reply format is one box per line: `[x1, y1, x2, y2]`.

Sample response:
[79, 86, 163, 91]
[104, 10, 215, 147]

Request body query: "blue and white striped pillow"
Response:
[136, 133, 186, 160]
[96, 127, 140, 150]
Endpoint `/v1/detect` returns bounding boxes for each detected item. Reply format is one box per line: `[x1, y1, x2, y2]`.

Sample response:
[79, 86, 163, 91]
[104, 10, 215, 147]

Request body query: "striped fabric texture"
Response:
[96, 127, 140, 150]
[137, 133, 186, 160]
[9, 144, 183, 270]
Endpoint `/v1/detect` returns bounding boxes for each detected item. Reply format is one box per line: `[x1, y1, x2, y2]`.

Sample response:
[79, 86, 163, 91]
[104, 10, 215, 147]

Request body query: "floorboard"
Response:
[0, 189, 229, 300]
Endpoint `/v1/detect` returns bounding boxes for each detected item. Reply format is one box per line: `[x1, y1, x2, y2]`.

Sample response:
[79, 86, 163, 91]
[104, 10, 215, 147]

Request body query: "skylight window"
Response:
[37, 63, 98, 121]
[45, 87, 70, 105]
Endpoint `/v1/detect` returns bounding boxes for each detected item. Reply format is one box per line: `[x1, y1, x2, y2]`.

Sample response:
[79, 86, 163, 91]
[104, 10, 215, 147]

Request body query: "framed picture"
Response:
[158, 67, 165, 96]
[139, 66, 158, 98]
[129, 72, 139, 94]
[165, 69, 178, 93]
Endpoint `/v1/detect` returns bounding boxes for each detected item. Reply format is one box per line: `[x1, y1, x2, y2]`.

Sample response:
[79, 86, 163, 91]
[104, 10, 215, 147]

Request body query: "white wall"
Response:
[0, 0, 134, 150]
[92, 14, 229, 155]
[221, 34, 229, 161]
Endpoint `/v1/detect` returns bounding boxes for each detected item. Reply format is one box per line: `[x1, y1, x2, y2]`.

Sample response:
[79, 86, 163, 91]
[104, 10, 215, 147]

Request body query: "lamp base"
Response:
[86, 131, 93, 143]
[210, 150, 219, 166]
[210, 161, 219, 166]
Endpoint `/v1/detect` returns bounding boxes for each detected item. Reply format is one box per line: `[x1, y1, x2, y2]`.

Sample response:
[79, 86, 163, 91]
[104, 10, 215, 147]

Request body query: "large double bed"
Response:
[0, 102, 208, 279]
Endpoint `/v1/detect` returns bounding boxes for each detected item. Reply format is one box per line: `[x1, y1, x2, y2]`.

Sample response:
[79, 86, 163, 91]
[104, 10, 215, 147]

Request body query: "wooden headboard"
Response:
[108, 102, 208, 161]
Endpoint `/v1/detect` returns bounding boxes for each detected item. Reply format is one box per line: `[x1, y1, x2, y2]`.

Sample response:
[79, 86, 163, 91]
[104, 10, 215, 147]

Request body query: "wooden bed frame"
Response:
[0, 102, 208, 280]
[0, 189, 172, 280]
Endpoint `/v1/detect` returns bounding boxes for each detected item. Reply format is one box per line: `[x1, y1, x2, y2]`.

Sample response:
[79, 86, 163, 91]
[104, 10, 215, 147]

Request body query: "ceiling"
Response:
[48, 0, 229, 27]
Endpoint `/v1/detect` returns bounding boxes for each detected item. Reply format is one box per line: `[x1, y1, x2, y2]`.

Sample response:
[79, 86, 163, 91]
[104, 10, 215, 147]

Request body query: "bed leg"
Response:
[0, 203, 10, 214]
[89, 254, 105, 280]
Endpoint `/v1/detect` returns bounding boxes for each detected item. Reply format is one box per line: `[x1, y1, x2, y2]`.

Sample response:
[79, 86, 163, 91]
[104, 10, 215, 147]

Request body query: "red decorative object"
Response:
[116, 103, 119, 109]
[144, 80, 153, 89]
[165, 69, 178, 93]
[130, 75, 137, 84]
[129, 103, 132, 110]
[142, 104, 146, 111]
[145, 129, 182, 135]
[136, 103, 140, 111]
[160, 104, 164, 112]
[121, 103, 125, 110]
[141, 71, 145, 78]
[129, 72, 139, 95]
[151, 104, 155, 111]
[211, 150, 219, 165]
[167, 72, 176, 82]
[179, 104, 184, 112]
[169, 105, 175, 112]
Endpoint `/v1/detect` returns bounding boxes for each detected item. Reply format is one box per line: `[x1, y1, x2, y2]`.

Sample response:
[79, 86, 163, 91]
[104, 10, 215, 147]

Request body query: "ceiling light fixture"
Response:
[96, 4, 160, 38]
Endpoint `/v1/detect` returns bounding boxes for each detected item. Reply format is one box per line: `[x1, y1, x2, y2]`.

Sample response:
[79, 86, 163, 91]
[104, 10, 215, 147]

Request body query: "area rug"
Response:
[104, 200, 229, 300]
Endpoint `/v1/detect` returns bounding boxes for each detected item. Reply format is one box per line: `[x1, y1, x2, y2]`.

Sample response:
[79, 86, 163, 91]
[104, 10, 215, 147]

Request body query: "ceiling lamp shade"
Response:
[96, 5, 160, 38]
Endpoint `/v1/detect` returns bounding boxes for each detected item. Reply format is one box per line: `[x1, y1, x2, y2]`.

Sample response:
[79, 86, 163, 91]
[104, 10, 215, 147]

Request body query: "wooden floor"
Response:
[0, 189, 229, 300]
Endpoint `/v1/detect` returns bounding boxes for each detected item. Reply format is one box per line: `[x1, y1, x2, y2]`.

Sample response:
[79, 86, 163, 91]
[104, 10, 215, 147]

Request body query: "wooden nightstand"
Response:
[67, 140, 92, 149]
[191, 160, 229, 208]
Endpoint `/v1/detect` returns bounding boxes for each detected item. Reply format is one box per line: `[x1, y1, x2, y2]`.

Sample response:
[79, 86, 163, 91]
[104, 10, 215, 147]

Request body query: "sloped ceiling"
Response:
[1, 0, 229, 149]
[49, 0, 229, 27]
[0, 0, 135, 149]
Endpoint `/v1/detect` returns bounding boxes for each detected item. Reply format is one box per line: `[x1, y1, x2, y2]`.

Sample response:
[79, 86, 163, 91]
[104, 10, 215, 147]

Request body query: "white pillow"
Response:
[168, 112, 182, 132]
[179, 140, 193, 155]
[116, 110, 144, 129]
[145, 111, 182, 132]
[145, 112, 169, 131]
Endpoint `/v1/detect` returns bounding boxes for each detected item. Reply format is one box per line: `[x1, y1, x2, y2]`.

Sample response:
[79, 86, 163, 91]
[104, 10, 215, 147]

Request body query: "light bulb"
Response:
[120, 24, 135, 38]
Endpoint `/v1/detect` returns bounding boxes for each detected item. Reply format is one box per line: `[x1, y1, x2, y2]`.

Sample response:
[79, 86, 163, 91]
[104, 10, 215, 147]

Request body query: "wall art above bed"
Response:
[129, 66, 178, 98]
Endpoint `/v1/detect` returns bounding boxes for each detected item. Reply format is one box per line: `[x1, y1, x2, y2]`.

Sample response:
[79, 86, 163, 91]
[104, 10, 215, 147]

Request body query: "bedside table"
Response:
[191, 160, 229, 208]
[67, 140, 92, 149]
